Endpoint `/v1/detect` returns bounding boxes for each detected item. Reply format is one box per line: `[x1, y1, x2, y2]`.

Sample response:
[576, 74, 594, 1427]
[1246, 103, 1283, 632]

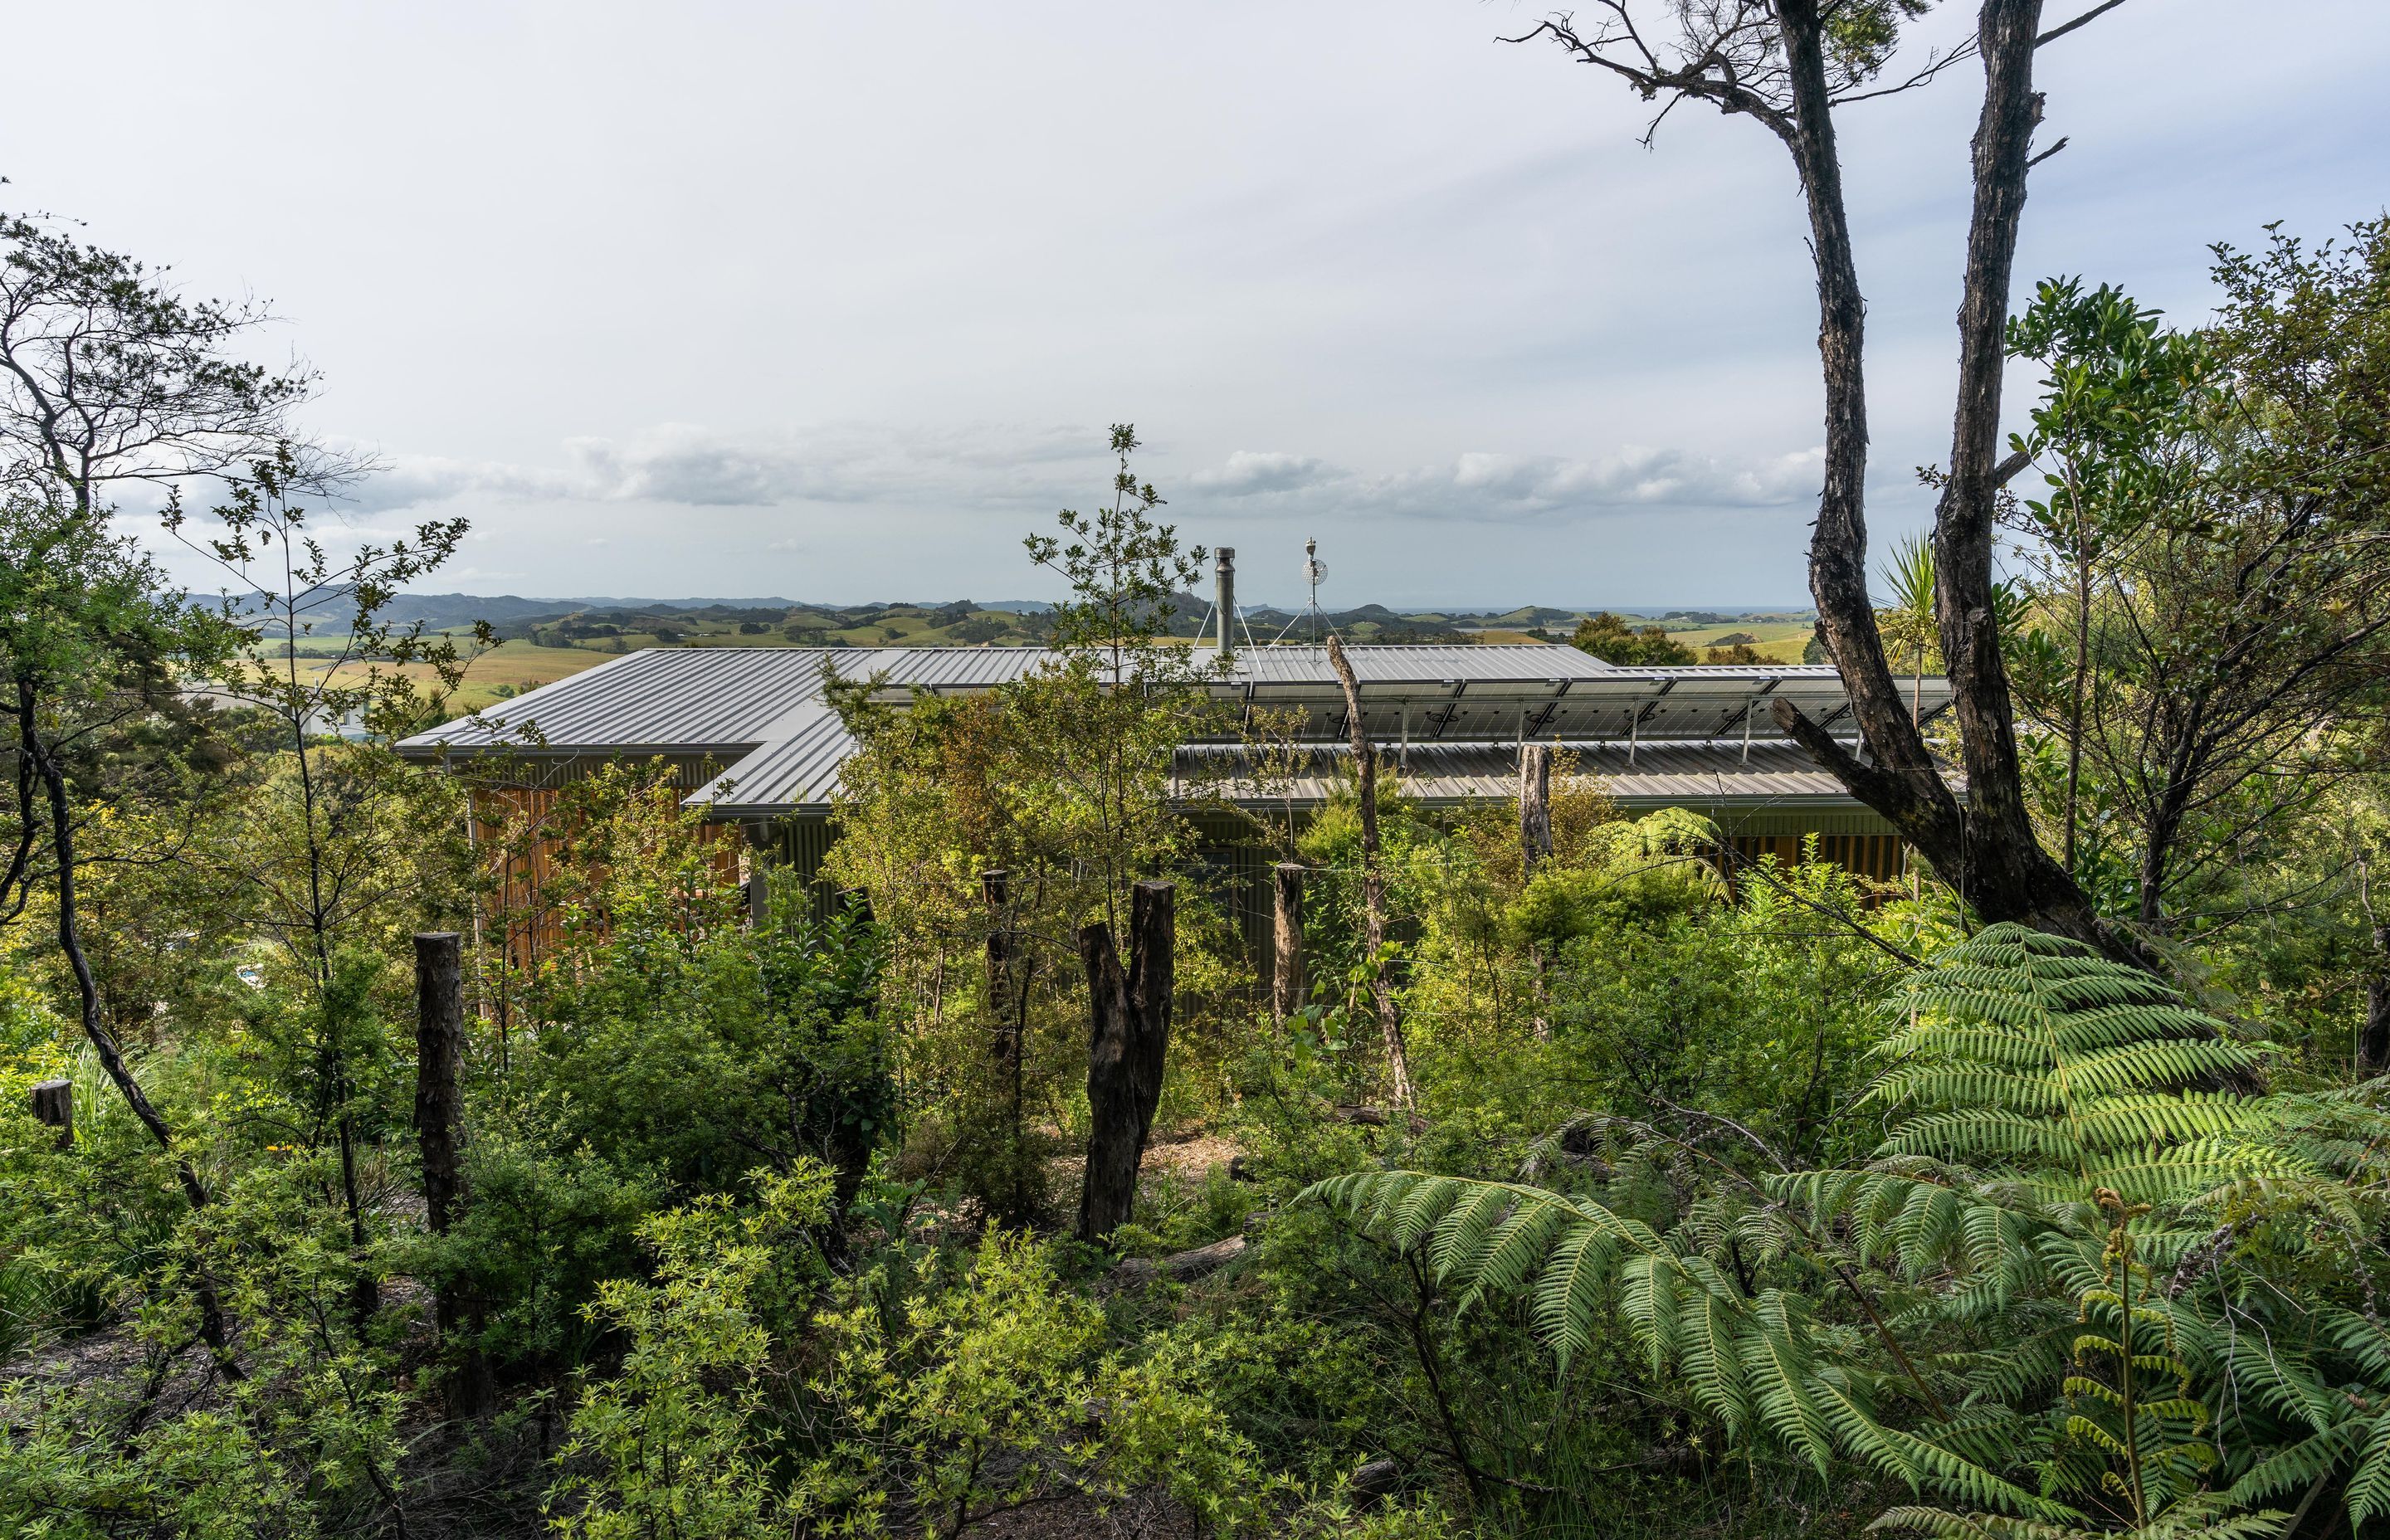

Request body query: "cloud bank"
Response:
[1192, 444, 1826, 520]
[344, 422, 1116, 514]
[349, 426, 1825, 525]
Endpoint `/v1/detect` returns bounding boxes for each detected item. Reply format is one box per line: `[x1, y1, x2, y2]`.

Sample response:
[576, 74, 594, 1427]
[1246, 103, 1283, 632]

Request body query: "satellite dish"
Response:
[1300, 554, 1329, 588]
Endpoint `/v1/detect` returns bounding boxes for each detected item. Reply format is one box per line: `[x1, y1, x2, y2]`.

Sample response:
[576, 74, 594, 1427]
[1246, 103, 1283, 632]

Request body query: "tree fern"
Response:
[1305, 924, 2390, 1533]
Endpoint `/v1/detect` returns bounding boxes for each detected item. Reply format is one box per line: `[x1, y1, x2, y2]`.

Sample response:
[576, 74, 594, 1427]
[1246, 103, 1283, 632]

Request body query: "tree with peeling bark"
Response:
[1513, 0, 2141, 960]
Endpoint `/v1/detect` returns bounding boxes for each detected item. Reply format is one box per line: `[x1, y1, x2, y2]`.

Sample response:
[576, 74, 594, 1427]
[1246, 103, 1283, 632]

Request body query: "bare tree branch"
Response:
[2037, 0, 2131, 47]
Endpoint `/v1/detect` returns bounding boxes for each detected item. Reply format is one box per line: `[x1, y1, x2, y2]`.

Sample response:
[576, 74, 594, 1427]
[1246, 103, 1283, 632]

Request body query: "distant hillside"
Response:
[363, 592, 1810, 638]
[339, 593, 1817, 719]
[376, 593, 804, 629]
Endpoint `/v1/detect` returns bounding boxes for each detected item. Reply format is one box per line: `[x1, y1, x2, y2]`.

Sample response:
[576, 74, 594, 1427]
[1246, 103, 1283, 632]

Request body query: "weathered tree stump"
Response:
[1271, 862, 1306, 1022]
[31, 1078, 71, 1145]
[1348, 1457, 1405, 1508]
[984, 868, 1016, 1070]
[1519, 743, 1553, 875]
[1076, 880, 1174, 1243]
[414, 932, 490, 1416]
[744, 822, 776, 925]
[1521, 743, 1556, 1038]
[414, 933, 466, 1235]
[2364, 922, 2390, 1075]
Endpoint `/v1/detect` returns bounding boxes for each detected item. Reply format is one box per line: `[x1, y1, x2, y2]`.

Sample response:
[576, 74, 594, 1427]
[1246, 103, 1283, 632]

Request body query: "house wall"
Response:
[466, 772, 748, 967]
[434, 752, 1910, 961]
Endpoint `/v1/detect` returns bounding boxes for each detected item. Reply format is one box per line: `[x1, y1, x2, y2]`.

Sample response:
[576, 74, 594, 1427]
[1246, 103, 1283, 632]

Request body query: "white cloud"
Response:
[339, 453, 581, 511]
[347, 422, 1115, 513]
[1184, 444, 1826, 521]
[351, 428, 1827, 529]
[1190, 451, 1335, 495]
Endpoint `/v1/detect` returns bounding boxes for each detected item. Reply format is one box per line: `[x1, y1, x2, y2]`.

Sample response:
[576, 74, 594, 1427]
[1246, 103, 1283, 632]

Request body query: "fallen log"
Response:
[1107, 1234, 1246, 1291]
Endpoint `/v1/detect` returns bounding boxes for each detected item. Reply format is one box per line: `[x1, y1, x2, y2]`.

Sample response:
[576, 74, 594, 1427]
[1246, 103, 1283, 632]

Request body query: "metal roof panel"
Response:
[393, 643, 1952, 821]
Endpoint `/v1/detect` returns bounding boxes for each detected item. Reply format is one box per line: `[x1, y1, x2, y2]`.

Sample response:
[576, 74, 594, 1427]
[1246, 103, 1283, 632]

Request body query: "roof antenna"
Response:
[1272, 537, 1333, 646]
[1305, 537, 1331, 645]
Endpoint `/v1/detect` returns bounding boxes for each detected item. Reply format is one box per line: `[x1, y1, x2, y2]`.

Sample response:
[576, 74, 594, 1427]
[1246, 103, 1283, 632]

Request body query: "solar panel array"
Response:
[1178, 739, 1883, 808]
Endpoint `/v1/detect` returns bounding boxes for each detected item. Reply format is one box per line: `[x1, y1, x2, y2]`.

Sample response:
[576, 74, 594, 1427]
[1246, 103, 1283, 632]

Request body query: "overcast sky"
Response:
[8, 2, 2384, 609]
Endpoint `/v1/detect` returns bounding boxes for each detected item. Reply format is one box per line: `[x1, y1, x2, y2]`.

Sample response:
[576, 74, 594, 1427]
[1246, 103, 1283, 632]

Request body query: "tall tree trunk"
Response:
[1324, 636, 1413, 1106]
[1076, 880, 1174, 1243]
[1929, 0, 2114, 946]
[1769, 0, 1968, 860]
[1769, 0, 2136, 963]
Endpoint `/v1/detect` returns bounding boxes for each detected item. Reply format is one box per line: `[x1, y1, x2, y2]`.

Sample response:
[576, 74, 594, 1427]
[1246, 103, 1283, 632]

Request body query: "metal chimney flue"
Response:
[1214, 547, 1236, 663]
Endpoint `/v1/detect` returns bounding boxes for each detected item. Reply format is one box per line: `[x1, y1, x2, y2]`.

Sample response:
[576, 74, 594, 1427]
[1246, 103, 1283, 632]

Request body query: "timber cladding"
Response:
[1725, 832, 1907, 884]
[470, 778, 748, 969]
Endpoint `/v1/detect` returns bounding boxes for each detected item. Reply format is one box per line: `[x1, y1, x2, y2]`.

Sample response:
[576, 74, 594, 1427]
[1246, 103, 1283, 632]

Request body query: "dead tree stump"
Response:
[31, 1078, 71, 1146]
[1077, 880, 1174, 1243]
[1271, 863, 1306, 1022]
[744, 822, 776, 926]
[1519, 743, 1553, 875]
[415, 933, 466, 1233]
[415, 932, 490, 1416]
[2365, 921, 2390, 1075]
[984, 869, 1017, 1070]
[984, 868, 1034, 1221]
[1520, 743, 1554, 1039]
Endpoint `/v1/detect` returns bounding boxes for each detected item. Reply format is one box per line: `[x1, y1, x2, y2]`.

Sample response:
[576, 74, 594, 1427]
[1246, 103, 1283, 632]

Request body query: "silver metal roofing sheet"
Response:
[397, 643, 1949, 819]
[397, 648, 825, 753]
[685, 705, 855, 815]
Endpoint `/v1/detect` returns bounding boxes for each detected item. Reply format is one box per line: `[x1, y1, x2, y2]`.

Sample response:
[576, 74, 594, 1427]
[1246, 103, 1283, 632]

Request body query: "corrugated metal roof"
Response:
[397, 647, 822, 753]
[685, 704, 855, 815]
[394, 646, 1055, 754]
[396, 643, 1950, 818]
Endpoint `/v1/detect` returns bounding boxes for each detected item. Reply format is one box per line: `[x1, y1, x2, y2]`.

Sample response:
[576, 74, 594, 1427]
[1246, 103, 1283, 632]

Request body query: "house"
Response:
[395, 631, 1953, 944]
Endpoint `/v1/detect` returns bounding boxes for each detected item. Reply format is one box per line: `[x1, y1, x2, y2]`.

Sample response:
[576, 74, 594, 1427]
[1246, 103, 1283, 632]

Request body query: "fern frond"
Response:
[1424, 1179, 1525, 1279]
[2225, 1418, 2364, 1505]
[2346, 1412, 2390, 1527]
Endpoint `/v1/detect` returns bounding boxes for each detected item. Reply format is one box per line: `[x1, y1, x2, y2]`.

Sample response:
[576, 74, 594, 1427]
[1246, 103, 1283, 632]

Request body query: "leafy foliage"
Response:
[1568, 612, 1695, 665]
[1307, 924, 2390, 1532]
